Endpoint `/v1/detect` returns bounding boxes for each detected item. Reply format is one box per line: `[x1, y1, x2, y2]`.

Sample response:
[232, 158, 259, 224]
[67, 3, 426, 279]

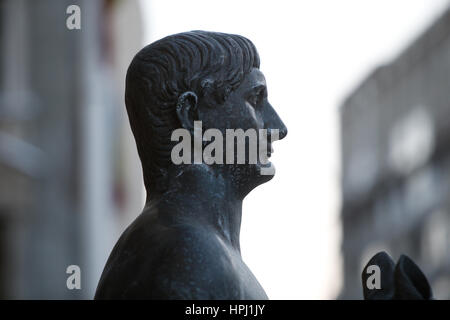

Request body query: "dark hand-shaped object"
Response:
[361, 251, 433, 300]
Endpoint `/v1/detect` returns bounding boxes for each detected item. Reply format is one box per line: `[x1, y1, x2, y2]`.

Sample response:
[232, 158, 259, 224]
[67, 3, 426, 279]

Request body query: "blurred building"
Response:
[339, 7, 450, 299]
[0, 0, 144, 298]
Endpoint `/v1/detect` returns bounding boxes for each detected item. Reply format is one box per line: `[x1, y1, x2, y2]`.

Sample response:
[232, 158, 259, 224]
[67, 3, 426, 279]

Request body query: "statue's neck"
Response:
[146, 165, 244, 252]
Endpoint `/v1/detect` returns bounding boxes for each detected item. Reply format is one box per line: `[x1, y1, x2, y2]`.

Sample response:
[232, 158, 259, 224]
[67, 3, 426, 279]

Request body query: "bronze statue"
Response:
[95, 31, 287, 299]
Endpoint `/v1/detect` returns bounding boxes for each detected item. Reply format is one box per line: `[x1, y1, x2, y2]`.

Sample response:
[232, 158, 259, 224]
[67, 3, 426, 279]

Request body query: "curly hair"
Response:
[125, 31, 260, 193]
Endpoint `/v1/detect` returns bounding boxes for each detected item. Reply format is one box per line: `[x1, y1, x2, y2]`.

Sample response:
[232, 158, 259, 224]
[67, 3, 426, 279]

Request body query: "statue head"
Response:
[125, 31, 287, 198]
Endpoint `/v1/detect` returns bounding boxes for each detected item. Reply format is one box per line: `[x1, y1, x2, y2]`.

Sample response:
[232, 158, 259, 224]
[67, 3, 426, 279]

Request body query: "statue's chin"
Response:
[190, 162, 276, 198]
[232, 162, 276, 198]
[259, 161, 276, 174]
[256, 162, 276, 183]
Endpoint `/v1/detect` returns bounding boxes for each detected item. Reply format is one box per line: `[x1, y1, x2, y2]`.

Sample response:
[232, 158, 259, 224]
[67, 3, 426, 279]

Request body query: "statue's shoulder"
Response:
[149, 225, 241, 299]
[95, 210, 238, 299]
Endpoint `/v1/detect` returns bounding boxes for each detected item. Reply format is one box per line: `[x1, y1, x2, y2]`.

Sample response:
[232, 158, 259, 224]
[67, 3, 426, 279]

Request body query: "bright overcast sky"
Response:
[139, 0, 450, 299]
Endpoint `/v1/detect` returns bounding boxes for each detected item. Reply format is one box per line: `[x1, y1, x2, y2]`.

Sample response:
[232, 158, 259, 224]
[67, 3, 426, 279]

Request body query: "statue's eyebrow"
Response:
[246, 84, 266, 96]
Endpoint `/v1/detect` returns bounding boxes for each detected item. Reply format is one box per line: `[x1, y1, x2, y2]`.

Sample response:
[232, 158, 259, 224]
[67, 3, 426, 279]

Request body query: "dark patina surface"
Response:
[95, 31, 287, 299]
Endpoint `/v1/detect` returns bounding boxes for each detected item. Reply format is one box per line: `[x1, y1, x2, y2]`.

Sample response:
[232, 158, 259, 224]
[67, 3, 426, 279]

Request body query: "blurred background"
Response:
[0, 0, 449, 299]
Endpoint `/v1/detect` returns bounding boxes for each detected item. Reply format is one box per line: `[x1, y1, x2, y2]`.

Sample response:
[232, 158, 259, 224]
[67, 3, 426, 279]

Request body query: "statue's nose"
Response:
[264, 104, 288, 141]
[277, 123, 288, 140]
[269, 124, 287, 142]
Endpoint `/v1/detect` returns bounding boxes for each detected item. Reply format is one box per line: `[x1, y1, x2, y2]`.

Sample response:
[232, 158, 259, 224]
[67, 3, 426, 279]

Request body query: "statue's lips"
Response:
[267, 143, 274, 157]
[259, 143, 274, 167]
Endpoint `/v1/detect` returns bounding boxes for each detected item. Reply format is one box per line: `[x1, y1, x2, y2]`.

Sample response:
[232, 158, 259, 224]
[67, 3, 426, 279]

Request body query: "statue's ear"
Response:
[176, 91, 198, 131]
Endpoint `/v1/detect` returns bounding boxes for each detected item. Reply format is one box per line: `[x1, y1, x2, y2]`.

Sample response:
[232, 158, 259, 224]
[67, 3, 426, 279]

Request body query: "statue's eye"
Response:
[249, 95, 259, 107]
[248, 89, 265, 107]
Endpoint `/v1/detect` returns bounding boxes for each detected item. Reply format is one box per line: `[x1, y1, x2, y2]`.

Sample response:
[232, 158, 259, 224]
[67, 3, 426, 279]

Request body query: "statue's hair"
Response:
[125, 31, 260, 192]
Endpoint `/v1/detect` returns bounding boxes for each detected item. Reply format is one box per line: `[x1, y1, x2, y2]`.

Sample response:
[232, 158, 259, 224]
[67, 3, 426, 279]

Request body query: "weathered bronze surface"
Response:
[95, 31, 287, 299]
